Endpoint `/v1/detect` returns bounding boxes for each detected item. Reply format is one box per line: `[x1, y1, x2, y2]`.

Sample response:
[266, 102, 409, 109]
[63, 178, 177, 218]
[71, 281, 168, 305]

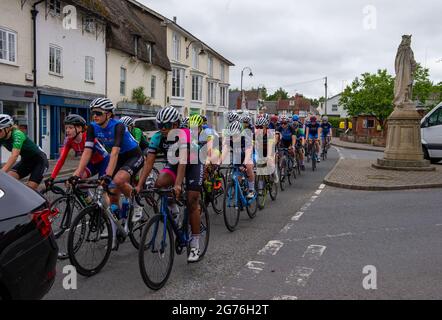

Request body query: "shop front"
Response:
[39, 92, 97, 159]
[0, 84, 36, 163]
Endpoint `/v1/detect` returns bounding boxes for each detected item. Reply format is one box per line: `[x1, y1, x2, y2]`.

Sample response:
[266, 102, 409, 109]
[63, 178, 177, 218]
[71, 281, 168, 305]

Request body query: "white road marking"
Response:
[246, 261, 266, 274]
[291, 212, 304, 221]
[285, 267, 314, 287]
[302, 245, 327, 260]
[258, 240, 284, 256]
[272, 295, 298, 300]
[311, 195, 318, 201]
[319, 184, 326, 189]
[315, 189, 322, 195]
[280, 223, 295, 234]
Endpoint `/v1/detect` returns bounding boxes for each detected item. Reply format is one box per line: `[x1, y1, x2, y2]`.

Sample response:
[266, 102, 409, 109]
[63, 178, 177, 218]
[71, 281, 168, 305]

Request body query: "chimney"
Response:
[173, 16, 177, 23]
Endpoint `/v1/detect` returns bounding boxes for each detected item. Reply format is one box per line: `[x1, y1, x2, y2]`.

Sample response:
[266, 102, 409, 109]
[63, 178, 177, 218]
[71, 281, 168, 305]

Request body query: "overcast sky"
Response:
[140, 0, 442, 99]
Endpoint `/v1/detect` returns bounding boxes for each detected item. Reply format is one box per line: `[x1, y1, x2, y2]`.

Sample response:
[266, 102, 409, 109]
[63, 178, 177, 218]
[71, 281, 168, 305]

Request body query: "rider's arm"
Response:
[291, 129, 296, 147]
[104, 123, 125, 177]
[74, 126, 95, 177]
[137, 152, 156, 190]
[2, 148, 20, 173]
[51, 138, 71, 179]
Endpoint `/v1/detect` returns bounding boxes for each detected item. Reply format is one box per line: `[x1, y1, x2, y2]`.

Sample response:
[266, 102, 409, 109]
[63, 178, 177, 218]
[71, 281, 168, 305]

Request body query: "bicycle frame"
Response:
[227, 166, 256, 209]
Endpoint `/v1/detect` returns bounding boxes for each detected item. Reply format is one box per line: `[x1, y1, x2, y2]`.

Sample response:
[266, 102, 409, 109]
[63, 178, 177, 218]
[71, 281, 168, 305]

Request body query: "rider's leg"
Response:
[246, 163, 255, 197]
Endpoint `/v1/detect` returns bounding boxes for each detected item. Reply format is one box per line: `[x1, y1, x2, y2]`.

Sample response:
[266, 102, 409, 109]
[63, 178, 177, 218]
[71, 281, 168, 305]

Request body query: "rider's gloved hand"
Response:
[99, 174, 113, 187]
[68, 175, 80, 185]
[44, 177, 54, 188]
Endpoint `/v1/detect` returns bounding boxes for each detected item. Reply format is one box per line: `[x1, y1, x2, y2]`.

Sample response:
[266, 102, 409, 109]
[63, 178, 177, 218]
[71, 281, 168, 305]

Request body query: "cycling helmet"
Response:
[89, 97, 115, 111]
[64, 114, 87, 127]
[120, 116, 135, 127]
[180, 117, 189, 128]
[270, 115, 279, 123]
[322, 116, 328, 122]
[202, 115, 208, 123]
[226, 121, 242, 136]
[189, 114, 204, 127]
[0, 114, 14, 129]
[292, 115, 299, 122]
[256, 116, 269, 127]
[280, 115, 288, 123]
[241, 114, 252, 124]
[311, 116, 317, 123]
[227, 111, 239, 122]
[156, 106, 180, 124]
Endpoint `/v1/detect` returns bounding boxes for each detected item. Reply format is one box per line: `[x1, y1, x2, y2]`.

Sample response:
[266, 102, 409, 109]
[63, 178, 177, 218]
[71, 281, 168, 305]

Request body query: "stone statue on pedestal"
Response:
[393, 35, 417, 108]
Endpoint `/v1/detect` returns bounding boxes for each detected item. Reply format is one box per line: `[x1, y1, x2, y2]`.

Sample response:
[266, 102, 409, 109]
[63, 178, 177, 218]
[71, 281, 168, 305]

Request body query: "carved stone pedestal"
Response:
[372, 102, 435, 171]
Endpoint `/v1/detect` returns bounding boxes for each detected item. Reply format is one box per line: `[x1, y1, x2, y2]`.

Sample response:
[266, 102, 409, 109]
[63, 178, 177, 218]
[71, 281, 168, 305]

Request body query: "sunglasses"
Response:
[256, 126, 264, 129]
[157, 122, 174, 129]
[92, 111, 105, 117]
[281, 122, 288, 125]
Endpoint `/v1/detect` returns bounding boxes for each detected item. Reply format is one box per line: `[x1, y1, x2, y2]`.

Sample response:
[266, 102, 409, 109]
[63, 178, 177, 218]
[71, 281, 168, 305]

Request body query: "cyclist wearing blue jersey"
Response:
[72, 98, 144, 218]
[320, 116, 332, 157]
[305, 116, 322, 163]
[276, 115, 297, 167]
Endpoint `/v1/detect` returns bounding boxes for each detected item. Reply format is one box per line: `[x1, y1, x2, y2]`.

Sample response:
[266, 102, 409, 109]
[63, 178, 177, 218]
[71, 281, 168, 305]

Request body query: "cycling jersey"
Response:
[306, 122, 321, 138]
[86, 119, 139, 154]
[320, 122, 332, 136]
[0, 129, 44, 158]
[51, 132, 109, 179]
[277, 126, 296, 142]
[131, 127, 149, 151]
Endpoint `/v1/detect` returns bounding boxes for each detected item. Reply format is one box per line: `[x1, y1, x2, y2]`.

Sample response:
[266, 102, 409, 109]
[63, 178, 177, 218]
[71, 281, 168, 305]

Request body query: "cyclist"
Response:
[255, 116, 276, 192]
[305, 116, 322, 163]
[136, 106, 204, 263]
[46, 114, 109, 185]
[269, 115, 279, 130]
[292, 115, 306, 171]
[0, 114, 49, 190]
[320, 116, 332, 158]
[276, 115, 297, 168]
[120, 116, 149, 153]
[180, 116, 189, 129]
[220, 120, 255, 199]
[71, 98, 144, 248]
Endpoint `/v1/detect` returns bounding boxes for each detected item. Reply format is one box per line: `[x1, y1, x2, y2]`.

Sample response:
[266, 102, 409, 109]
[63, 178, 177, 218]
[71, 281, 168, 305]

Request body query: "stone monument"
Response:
[373, 35, 434, 171]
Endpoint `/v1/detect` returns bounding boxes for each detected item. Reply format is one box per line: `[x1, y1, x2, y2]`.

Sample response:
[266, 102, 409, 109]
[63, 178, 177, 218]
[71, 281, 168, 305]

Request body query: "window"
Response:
[49, 0, 61, 15]
[172, 68, 185, 98]
[49, 45, 62, 75]
[120, 67, 127, 96]
[84, 17, 95, 33]
[428, 108, 442, 127]
[363, 119, 375, 128]
[41, 108, 48, 135]
[192, 46, 199, 69]
[134, 36, 139, 56]
[220, 63, 225, 82]
[332, 104, 338, 112]
[146, 43, 152, 63]
[207, 82, 216, 105]
[192, 75, 203, 101]
[0, 28, 17, 64]
[220, 86, 227, 107]
[151, 75, 156, 99]
[85, 56, 94, 82]
[208, 56, 213, 77]
[172, 33, 181, 61]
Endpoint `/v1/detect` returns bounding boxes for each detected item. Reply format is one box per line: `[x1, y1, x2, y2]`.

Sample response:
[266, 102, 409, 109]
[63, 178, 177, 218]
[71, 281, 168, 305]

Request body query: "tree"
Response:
[339, 69, 394, 128]
[412, 63, 433, 104]
[266, 87, 289, 101]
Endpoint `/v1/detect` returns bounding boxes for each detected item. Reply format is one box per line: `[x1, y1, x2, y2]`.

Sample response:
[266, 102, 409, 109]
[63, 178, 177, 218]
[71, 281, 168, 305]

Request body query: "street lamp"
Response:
[240, 67, 253, 110]
[186, 40, 206, 59]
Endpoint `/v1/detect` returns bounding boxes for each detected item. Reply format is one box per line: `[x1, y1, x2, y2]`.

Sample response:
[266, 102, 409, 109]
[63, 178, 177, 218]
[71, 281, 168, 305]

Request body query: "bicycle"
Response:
[202, 164, 226, 215]
[321, 136, 331, 161]
[277, 147, 294, 191]
[222, 164, 258, 232]
[67, 179, 153, 277]
[255, 161, 278, 210]
[294, 142, 304, 176]
[138, 187, 210, 290]
[307, 139, 319, 171]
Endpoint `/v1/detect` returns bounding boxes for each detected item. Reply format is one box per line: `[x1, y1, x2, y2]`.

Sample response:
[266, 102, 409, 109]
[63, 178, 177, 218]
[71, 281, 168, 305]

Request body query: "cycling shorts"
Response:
[85, 156, 110, 178]
[161, 162, 204, 192]
[308, 134, 319, 140]
[12, 152, 49, 184]
[113, 147, 144, 177]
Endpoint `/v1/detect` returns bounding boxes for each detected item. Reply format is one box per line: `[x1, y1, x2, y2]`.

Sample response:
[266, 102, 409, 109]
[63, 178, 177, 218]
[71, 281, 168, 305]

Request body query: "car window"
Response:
[135, 120, 157, 132]
[428, 108, 442, 127]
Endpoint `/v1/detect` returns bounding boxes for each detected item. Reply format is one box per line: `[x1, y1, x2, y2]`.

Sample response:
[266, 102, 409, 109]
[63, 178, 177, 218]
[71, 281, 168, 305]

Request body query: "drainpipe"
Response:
[31, 0, 45, 143]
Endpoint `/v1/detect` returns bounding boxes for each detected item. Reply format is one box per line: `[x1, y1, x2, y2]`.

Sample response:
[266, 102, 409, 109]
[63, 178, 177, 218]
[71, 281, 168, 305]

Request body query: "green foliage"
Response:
[412, 63, 433, 104]
[132, 87, 147, 105]
[339, 69, 394, 127]
[266, 87, 289, 101]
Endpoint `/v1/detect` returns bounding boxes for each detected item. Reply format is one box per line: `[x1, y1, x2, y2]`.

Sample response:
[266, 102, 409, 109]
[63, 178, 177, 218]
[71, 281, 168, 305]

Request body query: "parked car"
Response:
[0, 172, 58, 300]
[133, 117, 158, 141]
[421, 102, 442, 164]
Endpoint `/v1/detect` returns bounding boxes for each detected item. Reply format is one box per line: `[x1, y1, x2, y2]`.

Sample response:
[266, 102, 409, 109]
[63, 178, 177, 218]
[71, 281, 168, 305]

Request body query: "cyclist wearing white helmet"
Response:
[136, 106, 204, 262]
[220, 120, 256, 199]
[120, 116, 149, 152]
[0, 114, 49, 190]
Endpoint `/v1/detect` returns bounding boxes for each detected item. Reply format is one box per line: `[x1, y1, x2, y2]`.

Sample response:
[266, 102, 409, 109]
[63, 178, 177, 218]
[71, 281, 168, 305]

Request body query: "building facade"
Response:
[318, 93, 348, 118]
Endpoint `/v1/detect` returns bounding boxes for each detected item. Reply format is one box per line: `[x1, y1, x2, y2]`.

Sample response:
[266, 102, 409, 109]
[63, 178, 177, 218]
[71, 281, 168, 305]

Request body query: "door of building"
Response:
[40, 106, 51, 157]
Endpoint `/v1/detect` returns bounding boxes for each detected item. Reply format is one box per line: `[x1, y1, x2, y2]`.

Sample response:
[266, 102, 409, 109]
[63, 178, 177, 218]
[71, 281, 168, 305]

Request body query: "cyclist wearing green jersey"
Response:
[119, 116, 149, 152]
[0, 114, 49, 190]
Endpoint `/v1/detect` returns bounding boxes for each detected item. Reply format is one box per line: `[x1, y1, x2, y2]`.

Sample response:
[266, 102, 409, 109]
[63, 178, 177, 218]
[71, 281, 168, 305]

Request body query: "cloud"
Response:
[140, 0, 442, 97]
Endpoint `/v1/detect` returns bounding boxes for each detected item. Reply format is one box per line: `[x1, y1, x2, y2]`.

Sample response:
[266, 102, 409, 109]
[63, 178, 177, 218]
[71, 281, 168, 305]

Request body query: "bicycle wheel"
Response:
[278, 157, 286, 191]
[287, 158, 293, 186]
[211, 171, 226, 215]
[246, 190, 258, 219]
[40, 185, 66, 206]
[256, 175, 266, 210]
[312, 152, 317, 171]
[269, 175, 278, 201]
[187, 199, 210, 261]
[128, 196, 157, 250]
[67, 205, 112, 277]
[138, 214, 174, 290]
[223, 182, 240, 232]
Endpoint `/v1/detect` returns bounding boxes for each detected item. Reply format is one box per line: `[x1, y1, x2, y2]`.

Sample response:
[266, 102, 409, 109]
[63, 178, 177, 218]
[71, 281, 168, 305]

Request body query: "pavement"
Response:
[331, 137, 385, 152]
[45, 158, 80, 179]
[324, 145, 442, 191]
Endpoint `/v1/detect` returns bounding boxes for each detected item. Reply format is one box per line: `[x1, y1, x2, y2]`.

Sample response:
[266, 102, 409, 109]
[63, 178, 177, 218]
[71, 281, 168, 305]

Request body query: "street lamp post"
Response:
[240, 67, 253, 111]
[185, 40, 206, 59]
